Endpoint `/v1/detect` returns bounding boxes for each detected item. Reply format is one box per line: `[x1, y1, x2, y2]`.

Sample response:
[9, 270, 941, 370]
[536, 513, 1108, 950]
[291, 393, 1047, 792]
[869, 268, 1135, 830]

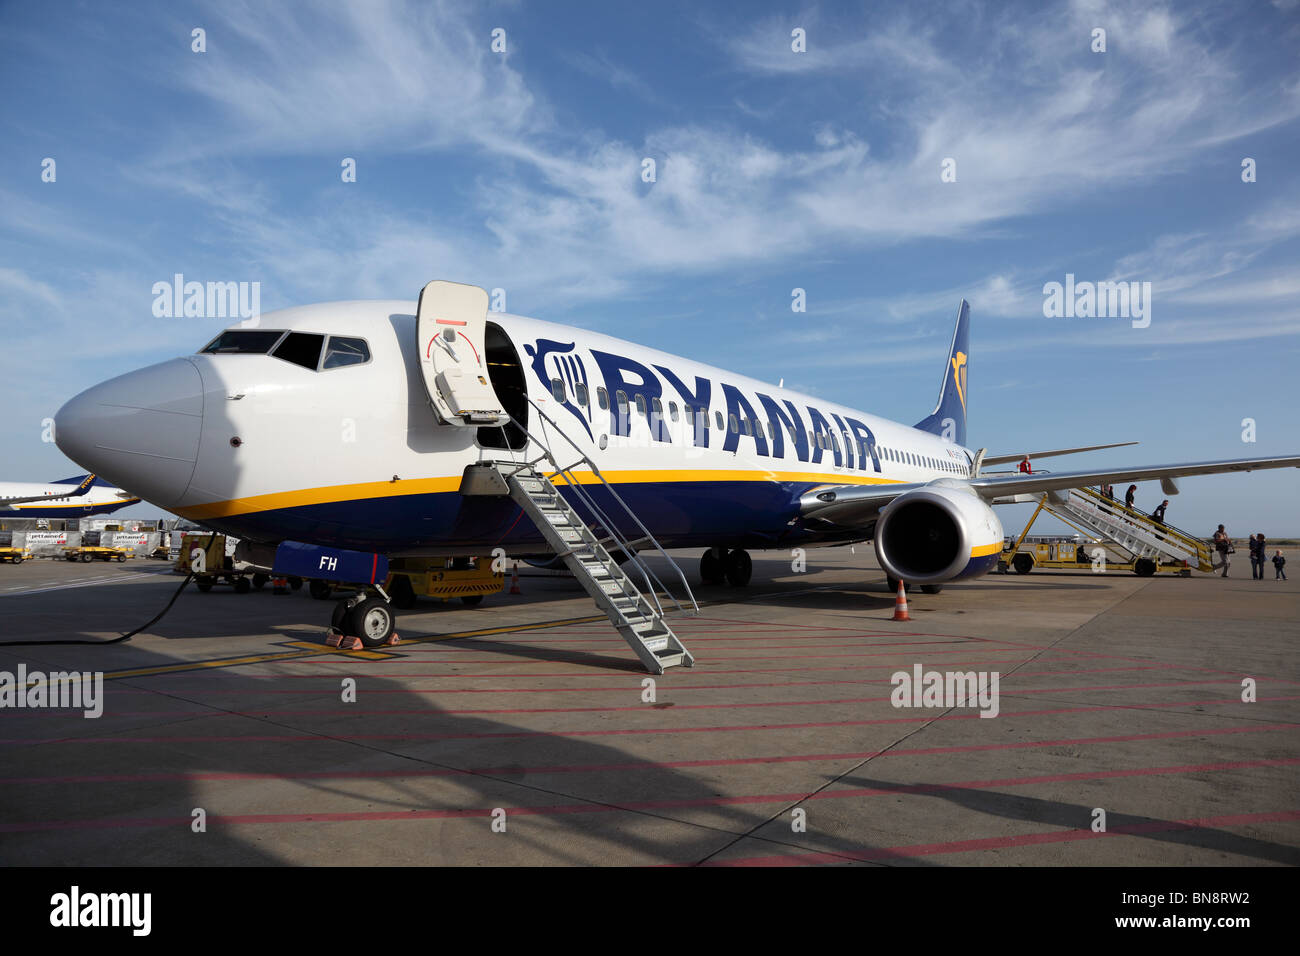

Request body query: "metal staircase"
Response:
[1040, 486, 1214, 571]
[462, 398, 698, 674]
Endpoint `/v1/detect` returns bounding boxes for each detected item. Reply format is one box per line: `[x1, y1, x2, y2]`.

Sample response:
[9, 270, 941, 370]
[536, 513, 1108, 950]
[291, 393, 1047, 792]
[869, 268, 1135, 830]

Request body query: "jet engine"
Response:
[873, 481, 1004, 584]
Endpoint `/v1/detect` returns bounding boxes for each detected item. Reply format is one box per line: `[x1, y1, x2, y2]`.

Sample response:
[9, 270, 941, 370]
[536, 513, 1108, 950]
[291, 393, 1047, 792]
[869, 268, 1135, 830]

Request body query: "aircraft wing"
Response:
[966, 454, 1300, 499]
[800, 455, 1300, 528]
[0, 474, 98, 507]
[981, 441, 1138, 466]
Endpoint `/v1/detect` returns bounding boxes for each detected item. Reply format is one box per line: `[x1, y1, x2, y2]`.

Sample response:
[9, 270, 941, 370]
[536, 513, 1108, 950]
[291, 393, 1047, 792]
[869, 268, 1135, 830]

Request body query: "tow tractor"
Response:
[63, 545, 135, 563]
[176, 533, 302, 593]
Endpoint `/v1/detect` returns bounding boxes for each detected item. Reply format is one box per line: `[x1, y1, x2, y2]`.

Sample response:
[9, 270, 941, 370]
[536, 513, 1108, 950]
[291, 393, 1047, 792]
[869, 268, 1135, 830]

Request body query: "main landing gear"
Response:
[700, 547, 752, 587]
[886, 574, 944, 595]
[330, 592, 396, 648]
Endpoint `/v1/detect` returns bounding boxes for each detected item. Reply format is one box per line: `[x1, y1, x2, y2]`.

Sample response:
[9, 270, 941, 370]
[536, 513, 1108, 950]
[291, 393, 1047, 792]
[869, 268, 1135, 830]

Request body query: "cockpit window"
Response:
[200, 330, 286, 354]
[271, 332, 325, 371]
[322, 336, 370, 369]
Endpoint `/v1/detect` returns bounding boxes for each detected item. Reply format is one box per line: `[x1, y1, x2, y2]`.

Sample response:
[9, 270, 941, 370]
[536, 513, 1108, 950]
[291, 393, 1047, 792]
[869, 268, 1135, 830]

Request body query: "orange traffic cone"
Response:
[509, 562, 521, 595]
[892, 580, 911, 621]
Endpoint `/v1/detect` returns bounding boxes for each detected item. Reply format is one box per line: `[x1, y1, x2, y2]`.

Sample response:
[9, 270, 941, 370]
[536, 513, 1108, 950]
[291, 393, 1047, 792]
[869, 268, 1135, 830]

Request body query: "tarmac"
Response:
[0, 546, 1296, 866]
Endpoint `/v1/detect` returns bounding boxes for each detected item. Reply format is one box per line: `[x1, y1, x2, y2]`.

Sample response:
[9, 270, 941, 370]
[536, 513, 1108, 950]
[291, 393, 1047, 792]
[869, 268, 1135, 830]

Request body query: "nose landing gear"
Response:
[330, 591, 398, 648]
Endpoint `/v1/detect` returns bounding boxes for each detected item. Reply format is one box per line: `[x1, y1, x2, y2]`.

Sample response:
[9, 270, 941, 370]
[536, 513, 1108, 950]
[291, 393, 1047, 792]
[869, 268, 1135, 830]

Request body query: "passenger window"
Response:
[786, 423, 797, 440]
[668, 401, 678, 422]
[652, 397, 664, 420]
[271, 332, 324, 370]
[715, 411, 724, 430]
[598, 387, 609, 410]
[575, 382, 589, 406]
[742, 417, 752, 436]
[635, 394, 647, 416]
[729, 414, 739, 434]
[322, 336, 370, 369]
[767, 421, 775, 439]
[551, 378, 566, 402]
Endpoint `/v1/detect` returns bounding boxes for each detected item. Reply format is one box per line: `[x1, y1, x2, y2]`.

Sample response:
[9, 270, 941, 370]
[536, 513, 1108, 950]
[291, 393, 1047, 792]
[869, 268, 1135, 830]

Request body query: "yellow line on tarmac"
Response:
[100, 613, 608, 681]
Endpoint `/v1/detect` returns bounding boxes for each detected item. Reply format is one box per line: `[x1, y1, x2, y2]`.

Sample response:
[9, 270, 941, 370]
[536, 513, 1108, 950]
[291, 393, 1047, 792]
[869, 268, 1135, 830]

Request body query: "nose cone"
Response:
[55, 358, 203, 507]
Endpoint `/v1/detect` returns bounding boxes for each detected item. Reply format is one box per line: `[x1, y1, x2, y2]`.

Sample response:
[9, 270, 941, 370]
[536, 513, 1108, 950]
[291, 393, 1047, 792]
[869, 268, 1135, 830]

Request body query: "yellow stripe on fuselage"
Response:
[176, 469, 904, 521]
[969, 542, 1002, 557]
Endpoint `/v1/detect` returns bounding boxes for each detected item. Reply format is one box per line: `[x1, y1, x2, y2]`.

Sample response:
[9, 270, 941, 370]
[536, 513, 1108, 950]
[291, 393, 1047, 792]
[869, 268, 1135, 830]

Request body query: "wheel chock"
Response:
[386, 632, 401, 646]
[325, 629, 364, 651]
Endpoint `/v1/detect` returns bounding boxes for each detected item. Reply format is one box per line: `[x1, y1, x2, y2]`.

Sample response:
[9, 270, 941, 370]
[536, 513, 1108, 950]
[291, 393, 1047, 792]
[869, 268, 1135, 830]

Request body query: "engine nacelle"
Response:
[874, 481, 1004, 585]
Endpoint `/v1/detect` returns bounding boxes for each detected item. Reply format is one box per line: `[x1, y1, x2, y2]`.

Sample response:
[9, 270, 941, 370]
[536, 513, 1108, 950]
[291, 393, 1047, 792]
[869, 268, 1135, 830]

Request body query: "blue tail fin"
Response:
[913, 299, 970, 446]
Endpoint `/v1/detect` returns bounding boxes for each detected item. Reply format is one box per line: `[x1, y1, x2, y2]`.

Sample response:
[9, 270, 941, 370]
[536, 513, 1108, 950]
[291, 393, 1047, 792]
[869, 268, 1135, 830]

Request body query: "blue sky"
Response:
[2, 0, 1299, 535]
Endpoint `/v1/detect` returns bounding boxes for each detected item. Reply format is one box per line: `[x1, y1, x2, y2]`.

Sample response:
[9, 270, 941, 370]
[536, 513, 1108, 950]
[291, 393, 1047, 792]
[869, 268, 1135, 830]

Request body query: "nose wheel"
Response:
[330, 593, 397, 648]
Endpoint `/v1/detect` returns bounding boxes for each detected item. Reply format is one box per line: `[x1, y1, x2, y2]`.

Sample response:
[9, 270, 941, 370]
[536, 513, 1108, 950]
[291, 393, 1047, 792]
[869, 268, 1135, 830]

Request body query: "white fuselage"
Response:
[53, 300, 981, 556]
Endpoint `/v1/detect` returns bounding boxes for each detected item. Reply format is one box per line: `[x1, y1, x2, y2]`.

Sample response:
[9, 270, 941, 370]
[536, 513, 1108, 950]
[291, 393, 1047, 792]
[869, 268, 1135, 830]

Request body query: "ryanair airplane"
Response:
[52, 281, 1298, 647]
[0, 474, 139, 517]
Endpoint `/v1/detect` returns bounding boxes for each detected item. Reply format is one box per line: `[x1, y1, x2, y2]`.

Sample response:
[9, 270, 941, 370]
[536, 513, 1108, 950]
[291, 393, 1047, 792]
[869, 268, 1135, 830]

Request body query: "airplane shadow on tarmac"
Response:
[0, 581, 928, 867]
[836, 775, 1300, 865]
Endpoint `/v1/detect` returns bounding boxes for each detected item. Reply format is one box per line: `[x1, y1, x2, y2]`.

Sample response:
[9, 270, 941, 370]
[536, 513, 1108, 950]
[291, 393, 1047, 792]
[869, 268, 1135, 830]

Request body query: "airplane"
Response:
[0, 474, 140, 517]
[51, 280, 1299, 650]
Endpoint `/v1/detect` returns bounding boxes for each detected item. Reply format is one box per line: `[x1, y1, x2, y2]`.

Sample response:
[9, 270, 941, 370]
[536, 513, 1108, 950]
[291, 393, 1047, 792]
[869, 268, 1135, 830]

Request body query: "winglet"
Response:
[913, 299, 970, 446]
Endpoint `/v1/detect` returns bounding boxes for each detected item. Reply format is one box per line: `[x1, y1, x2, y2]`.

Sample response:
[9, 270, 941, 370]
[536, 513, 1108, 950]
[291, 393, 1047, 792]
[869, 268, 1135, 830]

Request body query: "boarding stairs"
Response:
[462, 399, 698, 674]
[1038, 486, 1214, 572]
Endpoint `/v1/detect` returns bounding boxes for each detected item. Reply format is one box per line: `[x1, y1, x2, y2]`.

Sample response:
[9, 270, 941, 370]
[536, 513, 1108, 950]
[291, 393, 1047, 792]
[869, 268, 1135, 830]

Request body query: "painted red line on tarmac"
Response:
[7, 695, 1296, 747]
[5, 758, 1293, 834]
[702, 809, 1300, 866]
[101, 662, 1172, 698]
[104, 671, 1227, 707]
[378, 646, 1036, 666]
[108, 676, 1248, 717]
[6, 722, 1291, 786]
[158, 662, 1161, 683]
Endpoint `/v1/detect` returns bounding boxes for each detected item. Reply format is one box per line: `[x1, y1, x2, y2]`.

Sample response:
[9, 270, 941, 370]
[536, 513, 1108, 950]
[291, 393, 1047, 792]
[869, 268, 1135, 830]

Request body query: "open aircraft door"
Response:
[416, 280, 510, 428]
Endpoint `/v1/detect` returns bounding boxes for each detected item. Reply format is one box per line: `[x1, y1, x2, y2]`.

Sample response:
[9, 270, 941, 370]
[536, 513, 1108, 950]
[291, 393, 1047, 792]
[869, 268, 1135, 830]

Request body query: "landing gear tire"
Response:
[700, 549, 725, 585]
[389, 574, 416, 610]
[348, 597, 396, 647]
[886, 575, 901, 594]
[1013, 553, 1034, 575]
[234, 576, 251, 594]
[1133, 558, 1157, 577]
[252, 573, 269, 590]
[724, 549, 752, 587]
[309, 580, 333, 601]
[921, 584, 943, 594]
[460, 594, 484, 606]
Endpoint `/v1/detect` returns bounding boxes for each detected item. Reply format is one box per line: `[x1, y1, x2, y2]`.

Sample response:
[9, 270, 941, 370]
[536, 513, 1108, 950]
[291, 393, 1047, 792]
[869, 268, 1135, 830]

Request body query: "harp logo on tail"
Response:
[951, 351, 968, 415]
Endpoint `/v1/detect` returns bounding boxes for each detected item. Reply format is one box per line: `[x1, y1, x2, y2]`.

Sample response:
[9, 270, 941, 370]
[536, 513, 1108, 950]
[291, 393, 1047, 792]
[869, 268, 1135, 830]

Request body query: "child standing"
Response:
[1273, 550, 1287, 581]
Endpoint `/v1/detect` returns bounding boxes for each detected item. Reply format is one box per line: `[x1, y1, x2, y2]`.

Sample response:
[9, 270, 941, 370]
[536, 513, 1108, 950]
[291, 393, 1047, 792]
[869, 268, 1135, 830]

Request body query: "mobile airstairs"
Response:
[462, 397, 699, 674]
[1011, 485, 1214, 574]
[415, 279, 698, 672]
